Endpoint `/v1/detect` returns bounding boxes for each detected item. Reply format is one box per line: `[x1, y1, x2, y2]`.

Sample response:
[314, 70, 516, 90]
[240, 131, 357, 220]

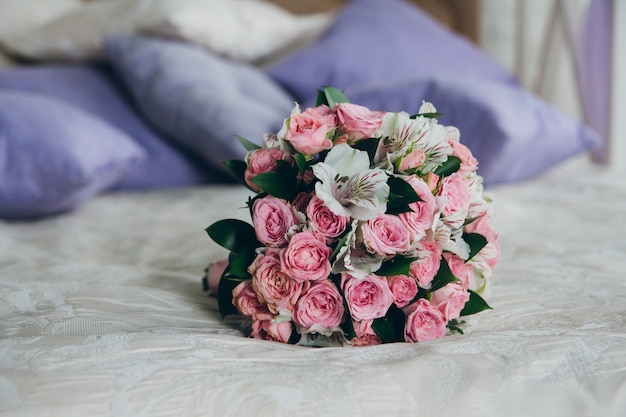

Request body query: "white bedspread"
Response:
[1, 156, 625, 417]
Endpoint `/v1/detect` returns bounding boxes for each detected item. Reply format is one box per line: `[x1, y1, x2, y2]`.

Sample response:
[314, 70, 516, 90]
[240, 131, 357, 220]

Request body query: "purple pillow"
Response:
[334, 77, 600, 185]
[0, 92, 144, 220]
[0, 65, 221, 190]
[105, 36, 294, 173]
[267, 0, 517, 103]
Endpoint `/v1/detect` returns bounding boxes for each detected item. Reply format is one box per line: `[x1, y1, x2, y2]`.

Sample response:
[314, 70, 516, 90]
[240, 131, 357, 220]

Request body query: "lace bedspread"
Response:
[1, 156, 625, 417]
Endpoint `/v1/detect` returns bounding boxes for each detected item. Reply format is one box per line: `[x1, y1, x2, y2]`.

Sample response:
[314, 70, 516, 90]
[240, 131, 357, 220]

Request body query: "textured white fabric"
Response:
[0, 0, 334, 62]
[1, 156, 625, 417]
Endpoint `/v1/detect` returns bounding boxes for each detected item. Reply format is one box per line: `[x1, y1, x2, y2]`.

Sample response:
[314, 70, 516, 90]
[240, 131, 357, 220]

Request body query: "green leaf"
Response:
[463, 232, 488, 261]
[251, 172, 296, 201]
[386, 175, 421, 215]
[315, 86, 350, 107]
[372, 305, 406, 343]
[460, 290, 492, 316]
[250, 160, 298, 201]
[330, 232, 351, 264]
[206, 219, 257, 253]
[410, 112, 442, 119]
[236, 135, 261, 151]
[224, 243, 257, 279]
[294, 153, 308, 172]
[352, 138, 380, 164]
[433, 156, 461, 177]
[376, 255, 415, 276]
[224, 159, 251, 189]
[429, 256, 459, 292]
[217, 275, 247, 318]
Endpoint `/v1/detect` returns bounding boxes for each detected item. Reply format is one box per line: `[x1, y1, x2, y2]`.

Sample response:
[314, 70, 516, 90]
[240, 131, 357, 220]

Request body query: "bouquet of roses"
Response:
[204, 87, 499, 347]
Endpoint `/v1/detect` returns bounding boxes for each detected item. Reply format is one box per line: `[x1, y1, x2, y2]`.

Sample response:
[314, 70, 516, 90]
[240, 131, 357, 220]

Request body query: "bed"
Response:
[1, 1, 624, 416]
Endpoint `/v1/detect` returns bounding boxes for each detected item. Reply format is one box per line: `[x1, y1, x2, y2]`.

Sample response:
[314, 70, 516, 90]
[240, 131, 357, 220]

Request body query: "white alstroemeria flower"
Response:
[332, 220, 384, 278]
[312, 144, 389, 221]
[374, 111, 452, 173]
[432, 218, 470, 260]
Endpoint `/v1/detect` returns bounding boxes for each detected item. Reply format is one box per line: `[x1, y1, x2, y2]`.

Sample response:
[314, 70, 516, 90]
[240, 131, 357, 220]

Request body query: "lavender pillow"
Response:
[336, 77, 600, 185]
[0, 65, 219, 190]
[0, 92, 144, 220]
[267, 0, 517, 103]
[105, 35, 294, 173]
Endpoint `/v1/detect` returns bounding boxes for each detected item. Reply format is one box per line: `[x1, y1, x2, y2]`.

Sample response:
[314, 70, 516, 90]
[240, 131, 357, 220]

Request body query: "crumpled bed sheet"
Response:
[1, 155, 625, 417]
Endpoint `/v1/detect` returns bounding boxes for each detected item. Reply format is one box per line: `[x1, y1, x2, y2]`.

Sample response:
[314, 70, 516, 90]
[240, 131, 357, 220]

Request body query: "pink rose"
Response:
[292, 192, 312, 214]
[250, 249, 308, 313]
[252, 196, 298, 247]
[293, 280, 345, 331]
[399, 148, 426, 171]
[206, 258, 228, 295]
[430, 283, 470, 321]
[232, 281, 272, 321]
[386, 274, 418, 308]
[444, 252, 473, 289]
[335, 102, 384, 140]
[447, 132, 478, 176]
[244, 148, 286, 191]
[361, 214, 412, 257]
[436, 172, 470, 228]
[350, 319, 382, 347]
[410, 241, 442, 287]
[464, 212, 500, 276]
[399, 175, 437, 237]
[426, 172, 439, 193]
[342, 273, 394, 321]
[306, 195, 350, 243]
[403, 298, 447, 343]
[251, 319, 292, 343]
[280, 231, 331, 282]
[284, 105, 335, 155]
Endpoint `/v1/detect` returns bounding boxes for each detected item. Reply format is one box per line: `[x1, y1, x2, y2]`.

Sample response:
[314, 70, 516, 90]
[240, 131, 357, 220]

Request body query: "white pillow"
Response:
[0, 0, 334, 62]
[0, 0, 81, 40]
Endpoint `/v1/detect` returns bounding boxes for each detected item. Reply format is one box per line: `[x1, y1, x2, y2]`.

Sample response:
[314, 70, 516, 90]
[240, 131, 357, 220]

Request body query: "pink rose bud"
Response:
[350, 319, 382, 347]
[361, 214, 412, 257]
[410, 241, 442, 288]
[306, 195, 350, 243]
[293, 281, 345, 331]
[398, 148, 426, 171]
[206, 258, 228, 295]
[430, 283, 470, 321]
[386, 274, 419, 308]
[447, 135, 478, 176]
[250, 249, 308, 313]
[251, 319, 292, 343]
[342, 273, 394, 321]
[335, 102, 384, 140]
[280, 231, 331, 282]
[245, 148, 286, 191]
[399, 175, 437, 237]
[443, 252, 473, 289]
[437, 172, 471, 229]
[403, 298, 447, 343]
[252, 195, 298, 247]
[232, 281, 272, 321]
[284, 105, 335, 155]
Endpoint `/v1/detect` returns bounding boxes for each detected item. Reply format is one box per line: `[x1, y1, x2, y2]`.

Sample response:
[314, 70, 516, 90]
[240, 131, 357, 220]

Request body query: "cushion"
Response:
[335, 76, 600, 185]
[105, 35, 294, 172]
[0, 64, 219, 189]
[267, 0, 517, 103]
[1, 0, 333, 63]
[0, 92, 144, 220]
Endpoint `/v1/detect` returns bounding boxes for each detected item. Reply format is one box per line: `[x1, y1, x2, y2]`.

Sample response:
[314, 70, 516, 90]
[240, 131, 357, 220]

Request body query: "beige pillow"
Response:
[0, 0, 334, 62]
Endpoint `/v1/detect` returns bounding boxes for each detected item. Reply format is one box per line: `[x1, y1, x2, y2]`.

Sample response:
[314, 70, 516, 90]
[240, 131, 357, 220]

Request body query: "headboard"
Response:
[266, 0, 480, 44]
